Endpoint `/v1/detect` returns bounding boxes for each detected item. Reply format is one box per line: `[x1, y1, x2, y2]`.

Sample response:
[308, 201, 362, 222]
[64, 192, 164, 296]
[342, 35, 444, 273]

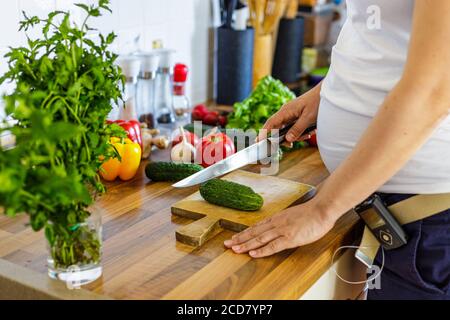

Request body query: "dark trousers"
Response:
[367, 193, 450, 300]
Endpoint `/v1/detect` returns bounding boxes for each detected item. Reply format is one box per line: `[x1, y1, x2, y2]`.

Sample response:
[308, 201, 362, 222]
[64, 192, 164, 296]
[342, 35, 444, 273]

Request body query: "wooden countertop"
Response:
[0, 147, 362, 300]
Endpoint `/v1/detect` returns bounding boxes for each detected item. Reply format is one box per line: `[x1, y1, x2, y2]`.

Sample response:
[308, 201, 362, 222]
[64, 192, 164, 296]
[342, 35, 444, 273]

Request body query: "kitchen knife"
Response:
[172, 122, 317, 188]
[225, 0, 238, 28]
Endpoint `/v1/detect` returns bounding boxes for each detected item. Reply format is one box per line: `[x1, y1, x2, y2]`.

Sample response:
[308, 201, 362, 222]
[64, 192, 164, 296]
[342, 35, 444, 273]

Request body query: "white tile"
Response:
[190, 51, 210, 103]
[55, 0, 83, 25]
[115, 27, 143, 54]
[142, 0, 169, 25]
[167, 0, 195, 23]
[18, 0, 55, 41]
[19, 0, 55, 17]
[91, 4, 119, 35]
[116, 0, 144, 29]
[193, 0, 211, 27]
[166, 19, 194, 52]
[0, 47, 15, 97]
[0, 0, 22, 47]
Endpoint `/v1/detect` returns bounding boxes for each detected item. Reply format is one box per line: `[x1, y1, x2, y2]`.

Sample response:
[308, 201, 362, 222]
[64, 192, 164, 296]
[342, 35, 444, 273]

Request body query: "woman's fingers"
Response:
[224, 217, 276, 248]
[248, 237, 290, 258]
[298, 133, 312, 141]
[230, 229, 282, 253]
[257, 99, 304, 141]
[285, 115, 314, 142]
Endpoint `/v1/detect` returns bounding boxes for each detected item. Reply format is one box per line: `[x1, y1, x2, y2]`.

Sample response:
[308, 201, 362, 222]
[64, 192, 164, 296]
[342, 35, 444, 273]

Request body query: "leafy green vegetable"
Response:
[0, 0, 125, 268]
[227, 76, 296, 131]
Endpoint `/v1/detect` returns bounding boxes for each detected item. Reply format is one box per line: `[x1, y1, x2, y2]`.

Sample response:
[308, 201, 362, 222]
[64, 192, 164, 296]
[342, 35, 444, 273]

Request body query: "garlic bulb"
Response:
[170, 127, 196, 163]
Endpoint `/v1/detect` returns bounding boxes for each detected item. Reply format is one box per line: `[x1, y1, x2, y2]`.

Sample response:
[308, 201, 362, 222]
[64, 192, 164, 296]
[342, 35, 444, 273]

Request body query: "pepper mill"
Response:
[136, 52, 160, 128]
[117, 56, 141, 121]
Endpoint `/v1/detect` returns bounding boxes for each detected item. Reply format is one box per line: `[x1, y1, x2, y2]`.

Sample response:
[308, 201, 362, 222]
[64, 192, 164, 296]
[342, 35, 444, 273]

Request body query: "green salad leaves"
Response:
[226, 76, 296, 131]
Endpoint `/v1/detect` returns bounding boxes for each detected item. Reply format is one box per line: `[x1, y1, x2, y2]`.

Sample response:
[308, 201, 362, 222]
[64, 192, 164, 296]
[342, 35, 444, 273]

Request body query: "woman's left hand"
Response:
[224, 200, 336, 258]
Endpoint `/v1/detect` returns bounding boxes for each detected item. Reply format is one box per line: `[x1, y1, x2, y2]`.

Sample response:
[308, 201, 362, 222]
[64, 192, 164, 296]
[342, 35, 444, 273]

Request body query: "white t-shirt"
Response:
[318, 0, 450, 194]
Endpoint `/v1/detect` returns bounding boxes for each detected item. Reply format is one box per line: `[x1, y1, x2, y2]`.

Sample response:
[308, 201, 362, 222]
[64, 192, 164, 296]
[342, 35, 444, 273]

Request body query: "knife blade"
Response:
[172, 122, 317, 188]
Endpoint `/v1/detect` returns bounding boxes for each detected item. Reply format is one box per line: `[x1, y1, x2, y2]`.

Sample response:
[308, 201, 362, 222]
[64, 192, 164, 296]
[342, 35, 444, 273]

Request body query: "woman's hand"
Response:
[224, 199, 335, 258]
[258, 83, 322, 143]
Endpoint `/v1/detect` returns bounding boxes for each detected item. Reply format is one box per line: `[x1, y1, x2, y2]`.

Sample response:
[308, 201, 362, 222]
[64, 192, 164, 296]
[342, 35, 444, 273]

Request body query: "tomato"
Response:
[218, 115, 228, 127]
[203, 111, 219, 126]
[307, 133, 317, 147]
[192, 104, 209, 121]
[195, 133, 235, 167]
[172, 131, 199, 147]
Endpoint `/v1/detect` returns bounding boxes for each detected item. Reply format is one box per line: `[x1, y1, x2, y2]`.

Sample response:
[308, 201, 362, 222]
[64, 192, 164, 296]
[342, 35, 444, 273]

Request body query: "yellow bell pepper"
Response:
[100, 137, 141, 181]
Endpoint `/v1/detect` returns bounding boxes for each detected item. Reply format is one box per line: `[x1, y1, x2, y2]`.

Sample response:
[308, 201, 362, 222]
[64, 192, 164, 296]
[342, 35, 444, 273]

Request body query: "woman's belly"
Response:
[317, 97, 450, 194]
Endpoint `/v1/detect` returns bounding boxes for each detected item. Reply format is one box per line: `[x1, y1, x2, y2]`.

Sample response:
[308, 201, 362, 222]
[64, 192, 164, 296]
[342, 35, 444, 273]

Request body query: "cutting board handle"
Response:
[176, 216, 222, 247]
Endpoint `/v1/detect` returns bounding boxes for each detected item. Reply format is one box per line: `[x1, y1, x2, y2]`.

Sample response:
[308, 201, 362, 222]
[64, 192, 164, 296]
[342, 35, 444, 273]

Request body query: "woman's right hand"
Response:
[257, 83, 322, 143]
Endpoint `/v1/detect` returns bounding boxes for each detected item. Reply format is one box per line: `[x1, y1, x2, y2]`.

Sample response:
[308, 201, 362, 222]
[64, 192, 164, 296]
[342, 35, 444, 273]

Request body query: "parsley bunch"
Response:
[0, 0, 125, 268]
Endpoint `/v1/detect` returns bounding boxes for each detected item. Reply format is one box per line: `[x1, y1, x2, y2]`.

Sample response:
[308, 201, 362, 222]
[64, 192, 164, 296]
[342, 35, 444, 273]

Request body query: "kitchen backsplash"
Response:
[0, 0, 214, 119]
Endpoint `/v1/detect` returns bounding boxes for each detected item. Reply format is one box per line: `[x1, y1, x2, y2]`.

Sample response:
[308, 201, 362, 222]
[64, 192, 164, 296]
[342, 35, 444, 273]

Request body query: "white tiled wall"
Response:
[0, 0, 213, 119]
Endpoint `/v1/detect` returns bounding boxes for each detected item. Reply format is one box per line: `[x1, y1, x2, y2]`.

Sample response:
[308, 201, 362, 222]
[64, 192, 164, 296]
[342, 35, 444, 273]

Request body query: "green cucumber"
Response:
[199, 179, 264, 211]
[145, 162, 203, 182]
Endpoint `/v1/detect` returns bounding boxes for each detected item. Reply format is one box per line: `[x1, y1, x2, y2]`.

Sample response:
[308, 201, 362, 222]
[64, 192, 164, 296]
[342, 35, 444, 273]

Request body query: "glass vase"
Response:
[47, 208, 103, 287]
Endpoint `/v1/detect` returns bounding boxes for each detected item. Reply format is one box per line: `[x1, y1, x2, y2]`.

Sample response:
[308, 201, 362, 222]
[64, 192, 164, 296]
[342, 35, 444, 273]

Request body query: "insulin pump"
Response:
[354, 194, 408, 250]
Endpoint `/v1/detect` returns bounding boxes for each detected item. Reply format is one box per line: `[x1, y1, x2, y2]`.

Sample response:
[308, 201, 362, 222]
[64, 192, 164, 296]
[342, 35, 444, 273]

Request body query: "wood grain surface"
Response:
[0, 147, 362, 300]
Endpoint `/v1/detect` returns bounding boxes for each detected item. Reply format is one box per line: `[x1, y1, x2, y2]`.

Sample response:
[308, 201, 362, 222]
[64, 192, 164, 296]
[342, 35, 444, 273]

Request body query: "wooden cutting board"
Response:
[171, 170, 315, 247]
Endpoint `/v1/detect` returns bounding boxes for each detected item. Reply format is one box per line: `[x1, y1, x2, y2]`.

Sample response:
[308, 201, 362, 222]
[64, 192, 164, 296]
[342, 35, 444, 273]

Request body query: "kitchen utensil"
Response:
[285, 0, 299, 19]
[233, 6, 249, 30]
[253, 0, 266, 35]
[154, 49, 176, 129]
[263, 0, 288, 34]
[219, 0, 227, 24]
[136, 52, 160, 128]
[252, 33, 273, 87]
[172, 122, 317, 188]
[247, 0, 256, 27]
[172, 63, 190, 120]
[226, 0, 238, 28]
[172, 170, 315, 246]
[114, 56, 141, 121]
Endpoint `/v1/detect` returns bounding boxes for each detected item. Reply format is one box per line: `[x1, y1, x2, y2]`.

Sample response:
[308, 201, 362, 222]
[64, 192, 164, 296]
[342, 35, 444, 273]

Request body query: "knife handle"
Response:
[277, 122, 317, 142]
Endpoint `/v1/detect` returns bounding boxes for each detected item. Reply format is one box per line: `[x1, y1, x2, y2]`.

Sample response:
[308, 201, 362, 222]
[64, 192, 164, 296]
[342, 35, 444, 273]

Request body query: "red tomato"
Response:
[218, 115, 228, 127]
[203, 111, 219, 126]
[196, 133, 235, 167]
[172, 131, 200, 147]
[192, 104, 209, 121]
[307, 133, 317, 147]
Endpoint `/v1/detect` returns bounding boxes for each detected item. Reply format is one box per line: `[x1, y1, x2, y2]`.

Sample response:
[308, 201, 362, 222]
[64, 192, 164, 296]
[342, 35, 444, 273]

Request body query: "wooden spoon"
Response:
[254, 0, 267, 35]
[285, 0, 299, 19]
[263, 0, 288, 34]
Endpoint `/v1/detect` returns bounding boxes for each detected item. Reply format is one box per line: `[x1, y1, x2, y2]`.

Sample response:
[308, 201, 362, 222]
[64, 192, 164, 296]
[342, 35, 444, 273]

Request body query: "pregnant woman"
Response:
[225, 0, 450, 299]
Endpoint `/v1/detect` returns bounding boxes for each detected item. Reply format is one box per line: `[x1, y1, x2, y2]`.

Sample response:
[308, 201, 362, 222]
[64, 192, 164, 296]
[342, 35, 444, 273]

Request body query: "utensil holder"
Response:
[217, 27, 254, 105]
[272, 17, 305, 83]
[253, 34, 273, 87]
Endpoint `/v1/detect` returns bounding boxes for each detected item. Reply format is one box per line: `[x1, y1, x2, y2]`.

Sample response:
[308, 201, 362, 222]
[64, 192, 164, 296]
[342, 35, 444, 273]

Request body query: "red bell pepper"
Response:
[107, 120, 142, 150]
